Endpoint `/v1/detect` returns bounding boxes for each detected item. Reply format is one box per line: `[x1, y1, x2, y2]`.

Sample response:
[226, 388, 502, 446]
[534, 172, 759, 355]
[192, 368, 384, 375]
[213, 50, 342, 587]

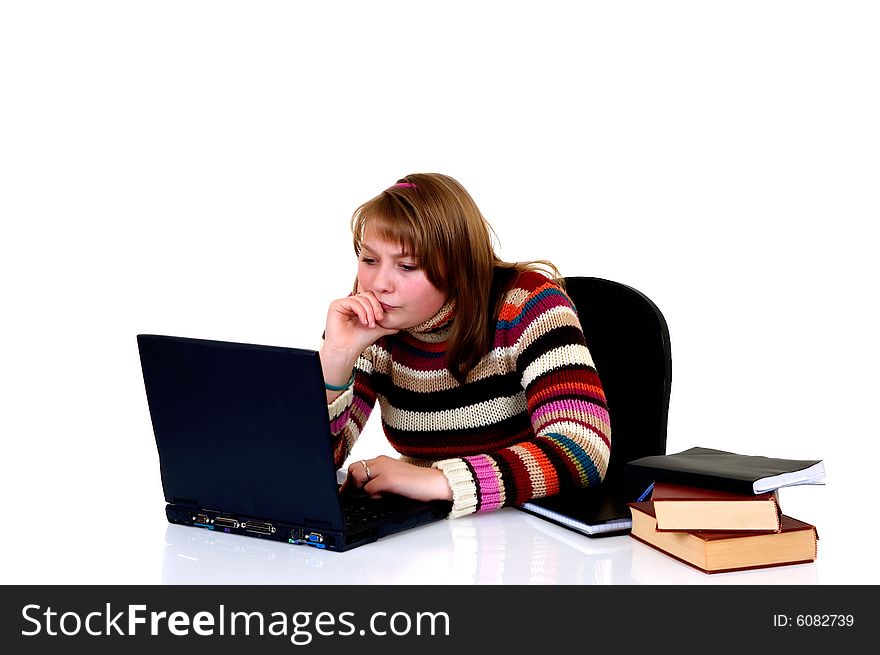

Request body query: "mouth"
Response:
[379, 302, 398, 312]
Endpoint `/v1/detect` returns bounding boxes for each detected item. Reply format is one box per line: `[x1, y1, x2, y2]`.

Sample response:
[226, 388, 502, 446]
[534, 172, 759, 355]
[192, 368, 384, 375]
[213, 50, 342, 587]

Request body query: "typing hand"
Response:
[341, 456, 453, 503]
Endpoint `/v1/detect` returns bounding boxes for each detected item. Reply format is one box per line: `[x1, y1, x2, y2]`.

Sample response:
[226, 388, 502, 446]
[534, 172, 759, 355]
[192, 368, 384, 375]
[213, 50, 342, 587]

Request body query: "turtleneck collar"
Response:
[404, 298, 456, 342]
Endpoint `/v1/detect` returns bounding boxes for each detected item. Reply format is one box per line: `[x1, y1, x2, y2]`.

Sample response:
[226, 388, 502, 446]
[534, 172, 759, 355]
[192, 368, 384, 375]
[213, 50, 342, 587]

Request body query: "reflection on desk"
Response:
[161, 507, 819, 585]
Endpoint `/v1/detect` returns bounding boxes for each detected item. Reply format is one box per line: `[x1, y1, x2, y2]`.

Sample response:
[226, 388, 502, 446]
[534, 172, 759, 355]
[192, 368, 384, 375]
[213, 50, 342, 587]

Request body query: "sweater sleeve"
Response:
[433, 277, 611, 518]
[327, 346, 379, 468]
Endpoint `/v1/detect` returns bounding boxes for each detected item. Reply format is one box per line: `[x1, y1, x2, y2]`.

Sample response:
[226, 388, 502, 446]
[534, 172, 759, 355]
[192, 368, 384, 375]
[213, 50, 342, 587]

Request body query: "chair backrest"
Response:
[562, 277, 672, 485]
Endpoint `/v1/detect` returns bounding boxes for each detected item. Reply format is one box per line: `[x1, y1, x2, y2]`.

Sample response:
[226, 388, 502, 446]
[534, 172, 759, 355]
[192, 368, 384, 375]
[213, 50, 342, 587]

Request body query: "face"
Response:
[357, 232, 447, 331]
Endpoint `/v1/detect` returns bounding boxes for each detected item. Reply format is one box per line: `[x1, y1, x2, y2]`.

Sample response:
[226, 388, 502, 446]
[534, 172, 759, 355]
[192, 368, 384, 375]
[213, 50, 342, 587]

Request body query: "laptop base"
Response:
[166, 500, 450, 552]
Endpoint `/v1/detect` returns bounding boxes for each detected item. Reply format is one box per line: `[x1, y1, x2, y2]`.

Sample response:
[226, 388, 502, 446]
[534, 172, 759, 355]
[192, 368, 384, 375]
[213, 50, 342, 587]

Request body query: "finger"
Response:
[336, 297, 373, 327]
[349, 295, 381, 328]
[356, 291, 385, 322]
[347, 295, 381, 328]
[344, 462, 362, 487]
[363, 477, 384, 499]
[347, 460, 372, 488]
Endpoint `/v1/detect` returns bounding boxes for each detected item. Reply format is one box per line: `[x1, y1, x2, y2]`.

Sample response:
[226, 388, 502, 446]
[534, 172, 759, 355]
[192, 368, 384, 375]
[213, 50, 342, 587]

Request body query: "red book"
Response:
[651, 481, 782, 532]
[629, 501, 818, 574]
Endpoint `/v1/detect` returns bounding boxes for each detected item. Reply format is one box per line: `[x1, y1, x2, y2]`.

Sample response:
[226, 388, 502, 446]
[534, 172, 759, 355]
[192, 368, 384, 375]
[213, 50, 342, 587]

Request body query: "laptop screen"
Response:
[137, 334, 346, 530]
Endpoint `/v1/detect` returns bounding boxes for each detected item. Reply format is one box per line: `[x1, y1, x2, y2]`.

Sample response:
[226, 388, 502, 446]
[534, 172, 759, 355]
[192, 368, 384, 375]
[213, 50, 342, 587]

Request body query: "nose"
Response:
[372, 262, 394, 294]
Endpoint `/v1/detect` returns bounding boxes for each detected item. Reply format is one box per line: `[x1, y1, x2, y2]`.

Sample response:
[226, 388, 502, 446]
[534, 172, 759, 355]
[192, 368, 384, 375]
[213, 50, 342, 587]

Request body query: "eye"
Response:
[399, 264, 419, 272]
[359, 257, 376, 265]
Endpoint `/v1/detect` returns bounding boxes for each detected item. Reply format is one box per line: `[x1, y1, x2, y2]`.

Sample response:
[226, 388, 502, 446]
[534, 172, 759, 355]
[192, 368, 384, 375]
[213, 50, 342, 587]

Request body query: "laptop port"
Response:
[194, 514, 210, 525]
[214, 516, 239, 529]
[242, 521, 275, 535]
[305, 532, 324, 544]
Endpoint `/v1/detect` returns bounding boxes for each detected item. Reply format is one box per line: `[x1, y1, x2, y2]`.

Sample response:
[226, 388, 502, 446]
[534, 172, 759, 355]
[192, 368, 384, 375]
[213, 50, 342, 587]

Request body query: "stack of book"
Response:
[625, 447, 825, 574]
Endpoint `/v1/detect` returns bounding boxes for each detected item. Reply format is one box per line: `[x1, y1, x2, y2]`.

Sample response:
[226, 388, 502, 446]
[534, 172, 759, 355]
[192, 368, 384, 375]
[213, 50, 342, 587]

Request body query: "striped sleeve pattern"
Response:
[432, 273, 611, 517]
[327, 348, 379, 467]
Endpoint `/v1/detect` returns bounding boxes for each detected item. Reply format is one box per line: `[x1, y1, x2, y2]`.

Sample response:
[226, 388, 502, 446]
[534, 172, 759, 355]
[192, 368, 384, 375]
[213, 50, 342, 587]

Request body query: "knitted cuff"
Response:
[432, 458, 478, 519]
[327, 385, 354, 421]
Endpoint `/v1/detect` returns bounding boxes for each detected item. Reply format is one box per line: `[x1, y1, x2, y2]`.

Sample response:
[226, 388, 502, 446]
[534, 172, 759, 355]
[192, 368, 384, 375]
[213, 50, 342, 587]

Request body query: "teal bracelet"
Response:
[324, 371, 356, 391]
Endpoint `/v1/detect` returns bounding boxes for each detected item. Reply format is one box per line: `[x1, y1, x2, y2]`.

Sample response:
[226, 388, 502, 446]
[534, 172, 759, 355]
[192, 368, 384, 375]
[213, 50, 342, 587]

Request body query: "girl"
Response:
[320, 173, 610, 518]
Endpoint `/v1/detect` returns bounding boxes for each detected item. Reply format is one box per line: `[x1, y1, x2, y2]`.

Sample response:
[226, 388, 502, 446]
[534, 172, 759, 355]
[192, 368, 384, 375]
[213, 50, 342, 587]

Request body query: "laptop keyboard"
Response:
[341, 493, 414, 527]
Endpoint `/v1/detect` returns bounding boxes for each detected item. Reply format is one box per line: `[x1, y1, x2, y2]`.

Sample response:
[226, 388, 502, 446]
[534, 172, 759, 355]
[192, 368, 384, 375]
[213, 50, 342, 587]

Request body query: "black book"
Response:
[625, 447, 825, 495]
[517, 478, 654, 537]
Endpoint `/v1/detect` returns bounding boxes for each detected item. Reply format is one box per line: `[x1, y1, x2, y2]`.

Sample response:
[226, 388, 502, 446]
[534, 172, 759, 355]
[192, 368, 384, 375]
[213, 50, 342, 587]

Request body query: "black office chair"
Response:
[562, 277, 672, 486]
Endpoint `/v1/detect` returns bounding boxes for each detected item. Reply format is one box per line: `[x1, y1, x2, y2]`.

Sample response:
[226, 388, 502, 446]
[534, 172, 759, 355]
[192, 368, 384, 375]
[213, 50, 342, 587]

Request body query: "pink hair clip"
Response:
[393, 182, 417, 189]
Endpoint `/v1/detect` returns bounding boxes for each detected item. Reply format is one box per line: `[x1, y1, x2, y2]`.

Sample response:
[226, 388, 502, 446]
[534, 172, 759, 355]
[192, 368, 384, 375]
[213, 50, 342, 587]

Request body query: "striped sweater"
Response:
[328, 270, 611, 518]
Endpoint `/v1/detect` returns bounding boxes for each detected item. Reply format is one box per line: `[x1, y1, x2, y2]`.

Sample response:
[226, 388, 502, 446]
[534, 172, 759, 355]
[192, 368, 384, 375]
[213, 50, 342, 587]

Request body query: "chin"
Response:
[385, 316, 419, 331]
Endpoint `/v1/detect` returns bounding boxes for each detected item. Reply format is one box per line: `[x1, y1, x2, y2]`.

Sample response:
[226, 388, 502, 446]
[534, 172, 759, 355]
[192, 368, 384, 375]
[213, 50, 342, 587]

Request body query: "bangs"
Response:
[351, 193, 424, 261]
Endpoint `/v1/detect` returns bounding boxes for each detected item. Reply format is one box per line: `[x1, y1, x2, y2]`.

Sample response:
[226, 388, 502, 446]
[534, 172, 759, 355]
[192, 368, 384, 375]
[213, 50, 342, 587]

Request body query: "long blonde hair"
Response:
[351, 173, 562, 384]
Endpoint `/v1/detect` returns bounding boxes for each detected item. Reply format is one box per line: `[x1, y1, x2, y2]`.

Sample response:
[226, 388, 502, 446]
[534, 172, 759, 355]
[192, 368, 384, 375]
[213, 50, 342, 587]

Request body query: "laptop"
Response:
[137, 334, 451, 551]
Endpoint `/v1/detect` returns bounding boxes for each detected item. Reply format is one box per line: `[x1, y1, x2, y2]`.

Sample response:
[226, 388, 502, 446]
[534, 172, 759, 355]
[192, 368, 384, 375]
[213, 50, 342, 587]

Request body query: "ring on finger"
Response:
[360, 459, 372, 481]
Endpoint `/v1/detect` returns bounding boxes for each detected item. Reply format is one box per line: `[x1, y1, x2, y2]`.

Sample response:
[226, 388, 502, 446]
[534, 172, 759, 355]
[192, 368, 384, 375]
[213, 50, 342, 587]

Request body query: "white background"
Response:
[1, 1, 877, 584]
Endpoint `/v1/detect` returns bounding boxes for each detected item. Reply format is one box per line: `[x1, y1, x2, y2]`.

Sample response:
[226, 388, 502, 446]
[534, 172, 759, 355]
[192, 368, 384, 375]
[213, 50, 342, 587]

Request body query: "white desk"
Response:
[161, 507, 819, 585]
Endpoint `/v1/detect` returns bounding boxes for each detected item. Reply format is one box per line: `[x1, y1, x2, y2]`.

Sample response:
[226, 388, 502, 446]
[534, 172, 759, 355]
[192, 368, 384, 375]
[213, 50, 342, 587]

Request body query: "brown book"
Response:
[628, 501, 818, 574]
[651, 481, 782, 532]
